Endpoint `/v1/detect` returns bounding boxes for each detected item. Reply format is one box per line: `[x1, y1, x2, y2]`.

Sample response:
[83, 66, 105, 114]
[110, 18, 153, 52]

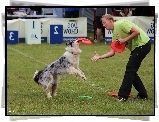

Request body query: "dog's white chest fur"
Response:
[64, 52, 80, 67]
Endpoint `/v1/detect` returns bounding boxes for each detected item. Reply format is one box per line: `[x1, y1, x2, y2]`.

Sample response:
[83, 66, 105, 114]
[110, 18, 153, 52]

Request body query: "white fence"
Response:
[7, 17, 87, 44]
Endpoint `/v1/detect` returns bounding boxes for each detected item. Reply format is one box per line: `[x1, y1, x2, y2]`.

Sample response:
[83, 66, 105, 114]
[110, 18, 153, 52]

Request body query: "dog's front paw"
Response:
[82, 76, 87, 81]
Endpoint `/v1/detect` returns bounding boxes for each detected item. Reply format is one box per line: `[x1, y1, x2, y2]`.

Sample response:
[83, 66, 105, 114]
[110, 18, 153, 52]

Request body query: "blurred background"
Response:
[5, 1, 156, 31]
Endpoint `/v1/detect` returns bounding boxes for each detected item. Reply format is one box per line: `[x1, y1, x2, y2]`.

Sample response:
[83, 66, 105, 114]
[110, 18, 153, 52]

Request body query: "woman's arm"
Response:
[99, 48, 115, 59]
[124, 27, 140, 42]
[117, 26, 140, 44]
[91, 48, 115, 61]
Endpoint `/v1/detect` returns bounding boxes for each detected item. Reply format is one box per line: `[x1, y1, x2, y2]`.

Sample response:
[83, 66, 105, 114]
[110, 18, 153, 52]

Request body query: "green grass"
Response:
[7, 35, 154, 115]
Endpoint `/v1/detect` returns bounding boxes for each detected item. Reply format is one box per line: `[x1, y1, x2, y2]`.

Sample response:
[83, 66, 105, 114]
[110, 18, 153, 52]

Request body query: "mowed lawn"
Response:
[7, 39, 154, 115]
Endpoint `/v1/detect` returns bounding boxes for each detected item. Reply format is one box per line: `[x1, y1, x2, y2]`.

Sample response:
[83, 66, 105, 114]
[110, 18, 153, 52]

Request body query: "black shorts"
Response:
[96, 16, 103, 29]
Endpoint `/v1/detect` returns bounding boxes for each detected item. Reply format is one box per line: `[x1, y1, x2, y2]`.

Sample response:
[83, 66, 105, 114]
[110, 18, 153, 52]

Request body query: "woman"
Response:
[91, 14, 151, 102]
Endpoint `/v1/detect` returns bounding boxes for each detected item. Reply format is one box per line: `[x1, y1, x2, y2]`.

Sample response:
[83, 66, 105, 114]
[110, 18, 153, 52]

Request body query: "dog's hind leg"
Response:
[52, 84, 57, 97]
[52, 74, 58, 97]
[46, 86, 52, 98]
[45, 74, 54, 98]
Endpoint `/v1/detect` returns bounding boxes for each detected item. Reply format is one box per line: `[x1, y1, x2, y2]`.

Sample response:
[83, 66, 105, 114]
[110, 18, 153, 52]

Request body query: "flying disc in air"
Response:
[77, 38, 92, 44]
[108, 92, 132, 97]
[111, 41, 126, 53]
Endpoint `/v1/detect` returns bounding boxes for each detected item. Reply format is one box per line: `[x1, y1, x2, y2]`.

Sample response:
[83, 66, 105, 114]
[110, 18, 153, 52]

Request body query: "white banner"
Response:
[17, 18, 51, 42]
[19, 19, 25, 38]
[7, 17, 87, 42]
[25, 19, 41, 44]
[51, 17, 87, 41]
[104, 16, 155, 43]
[40, 18, 51, 41]
[7, 19, 19, 32]
[136, 16, 154, 42]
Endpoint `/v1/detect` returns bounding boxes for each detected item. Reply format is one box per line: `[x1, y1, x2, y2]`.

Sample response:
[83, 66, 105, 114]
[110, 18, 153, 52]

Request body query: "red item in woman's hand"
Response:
[110, 41, 126, 53]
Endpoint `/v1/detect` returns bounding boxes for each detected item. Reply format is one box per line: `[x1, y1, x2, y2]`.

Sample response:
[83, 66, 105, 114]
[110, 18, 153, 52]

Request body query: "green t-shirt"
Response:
[112, 19, 150, 51]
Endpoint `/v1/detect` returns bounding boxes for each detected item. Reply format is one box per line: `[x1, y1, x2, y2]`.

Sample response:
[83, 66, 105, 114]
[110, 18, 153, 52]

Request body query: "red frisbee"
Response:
[77, 38, 92, 45]
[111, 41, 126, 53]
[108, 92, 132, 97]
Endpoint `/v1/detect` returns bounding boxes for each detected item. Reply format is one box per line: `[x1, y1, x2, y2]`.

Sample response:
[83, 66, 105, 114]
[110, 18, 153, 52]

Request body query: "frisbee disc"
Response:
[77, 38, 92, 44]
[78, 96, 93, 99]
[108, 92, 132, 97]
[111, 41, 125, 53]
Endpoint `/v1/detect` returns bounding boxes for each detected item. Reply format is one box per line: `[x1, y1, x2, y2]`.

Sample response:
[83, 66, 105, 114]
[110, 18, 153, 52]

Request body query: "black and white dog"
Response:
[33, 39, 86, 98]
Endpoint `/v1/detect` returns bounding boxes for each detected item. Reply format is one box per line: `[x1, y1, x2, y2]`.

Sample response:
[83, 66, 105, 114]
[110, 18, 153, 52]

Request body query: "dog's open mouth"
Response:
[77, 39, 82, 43]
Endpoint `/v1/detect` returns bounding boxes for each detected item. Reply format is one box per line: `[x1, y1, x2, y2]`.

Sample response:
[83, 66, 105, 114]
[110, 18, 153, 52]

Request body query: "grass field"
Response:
[7, 33, 154, 115]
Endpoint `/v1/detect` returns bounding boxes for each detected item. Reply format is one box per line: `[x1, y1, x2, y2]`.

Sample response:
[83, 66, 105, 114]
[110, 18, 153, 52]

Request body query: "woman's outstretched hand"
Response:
[91, 51, 101, 61]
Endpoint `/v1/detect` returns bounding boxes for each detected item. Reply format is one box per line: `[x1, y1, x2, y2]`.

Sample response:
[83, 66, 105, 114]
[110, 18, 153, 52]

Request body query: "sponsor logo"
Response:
[30, 33, 38, 40]
[63, 20, 78, 34]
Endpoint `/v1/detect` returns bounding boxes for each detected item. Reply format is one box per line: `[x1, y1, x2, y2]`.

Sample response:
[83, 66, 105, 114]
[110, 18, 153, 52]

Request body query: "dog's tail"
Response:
[33, 70, 43, 85]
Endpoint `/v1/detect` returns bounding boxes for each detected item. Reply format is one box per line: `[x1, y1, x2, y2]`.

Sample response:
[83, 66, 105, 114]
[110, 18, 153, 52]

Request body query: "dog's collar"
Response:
[67, 51, 78, 55]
